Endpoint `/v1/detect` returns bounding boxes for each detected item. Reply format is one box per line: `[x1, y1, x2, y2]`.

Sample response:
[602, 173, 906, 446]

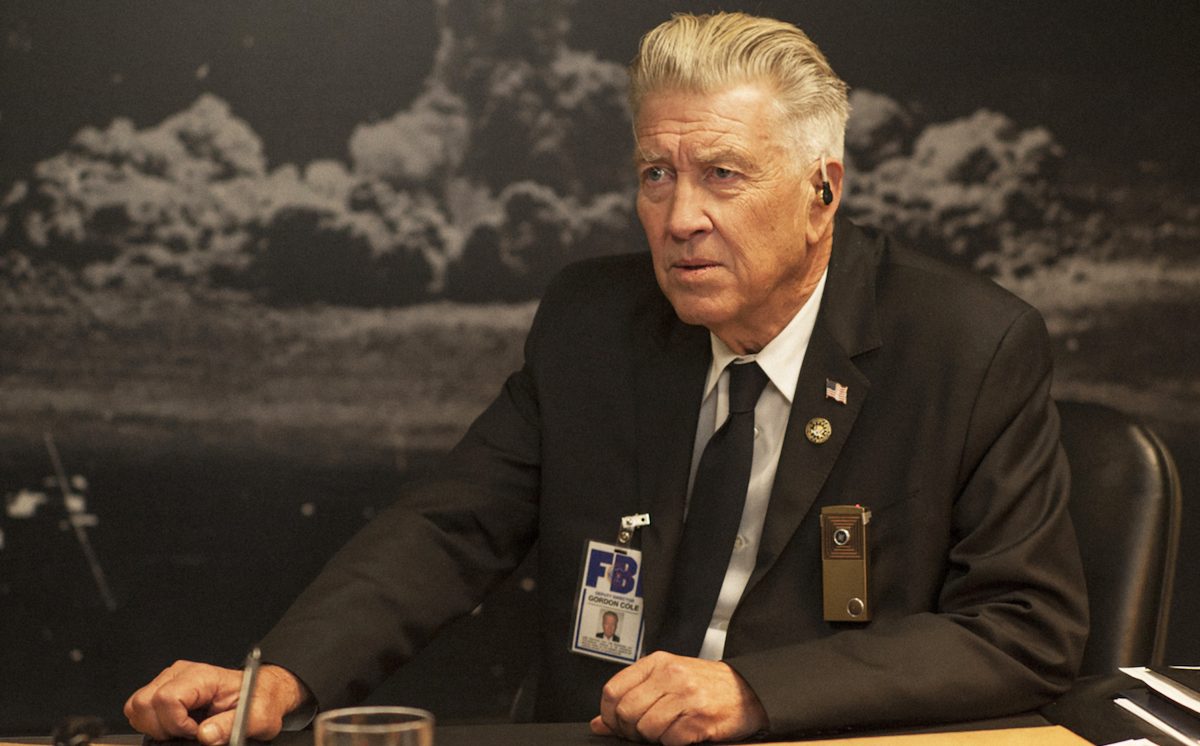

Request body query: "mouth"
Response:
[672, 258, 722, 273]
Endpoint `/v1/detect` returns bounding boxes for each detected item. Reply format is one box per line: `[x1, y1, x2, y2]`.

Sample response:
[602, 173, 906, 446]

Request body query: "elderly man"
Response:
[598, 611, 622, 642]
[126, 12, 1088, 746]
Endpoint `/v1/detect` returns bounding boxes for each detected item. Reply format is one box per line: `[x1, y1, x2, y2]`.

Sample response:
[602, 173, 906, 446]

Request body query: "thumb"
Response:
[589, 715, 614, 736]
[196, 711, 232, 746]
[196, 700, 284, 746]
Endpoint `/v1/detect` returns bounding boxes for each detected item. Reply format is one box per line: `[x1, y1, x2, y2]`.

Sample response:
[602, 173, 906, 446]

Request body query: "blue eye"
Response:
[712, 167, 737, 180]
[644, 166, 667, 182]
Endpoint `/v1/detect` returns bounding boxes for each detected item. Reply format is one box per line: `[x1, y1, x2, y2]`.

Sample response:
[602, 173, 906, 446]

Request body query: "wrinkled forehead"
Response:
[632, 84, 792, 164]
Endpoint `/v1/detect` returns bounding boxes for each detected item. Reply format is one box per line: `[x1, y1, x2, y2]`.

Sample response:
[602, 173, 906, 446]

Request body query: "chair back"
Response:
[1057, 400, 1181, 676]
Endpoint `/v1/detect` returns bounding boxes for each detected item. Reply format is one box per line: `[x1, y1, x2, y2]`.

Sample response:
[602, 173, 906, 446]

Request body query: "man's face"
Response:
[635, 83, 824, 351]
[603, 614, 617, 637]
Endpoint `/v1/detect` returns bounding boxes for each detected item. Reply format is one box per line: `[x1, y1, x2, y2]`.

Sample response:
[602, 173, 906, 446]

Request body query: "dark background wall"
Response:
[1, 0, 1196, 732]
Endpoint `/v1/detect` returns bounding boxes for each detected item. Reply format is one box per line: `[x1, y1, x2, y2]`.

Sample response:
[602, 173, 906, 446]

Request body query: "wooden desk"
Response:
[0, 718, 1088, 746]
[1, 677, 1170, 746]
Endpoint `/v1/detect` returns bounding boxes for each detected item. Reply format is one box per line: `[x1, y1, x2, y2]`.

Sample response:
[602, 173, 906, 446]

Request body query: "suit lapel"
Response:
[747, 322, 868, 590]
[634, 313, 709, 645]
[747, 219, 883, 591]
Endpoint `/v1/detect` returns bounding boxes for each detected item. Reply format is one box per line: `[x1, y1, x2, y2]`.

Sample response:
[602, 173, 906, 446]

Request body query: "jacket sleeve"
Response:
[257, 319, 549, 711]
[726, 307, 1090, 735]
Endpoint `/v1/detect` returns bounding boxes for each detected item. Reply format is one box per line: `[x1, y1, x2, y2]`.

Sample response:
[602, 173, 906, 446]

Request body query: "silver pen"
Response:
[229, 646, 262, 746]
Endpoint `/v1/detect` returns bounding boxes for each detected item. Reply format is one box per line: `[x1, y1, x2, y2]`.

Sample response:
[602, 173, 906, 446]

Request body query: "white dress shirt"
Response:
[687, 269, 828, 661]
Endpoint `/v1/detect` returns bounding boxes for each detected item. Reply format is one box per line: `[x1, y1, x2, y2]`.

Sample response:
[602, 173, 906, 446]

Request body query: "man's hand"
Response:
[590, 651, 768, 745]
[124, 660, 308, 745]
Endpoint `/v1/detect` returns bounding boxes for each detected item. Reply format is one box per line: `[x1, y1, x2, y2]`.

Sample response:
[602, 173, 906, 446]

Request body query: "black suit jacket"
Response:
[259, 219, 1088, 734]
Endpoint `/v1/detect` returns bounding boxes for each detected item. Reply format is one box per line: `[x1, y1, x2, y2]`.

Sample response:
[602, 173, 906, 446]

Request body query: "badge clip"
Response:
[617, 513, 651, 545]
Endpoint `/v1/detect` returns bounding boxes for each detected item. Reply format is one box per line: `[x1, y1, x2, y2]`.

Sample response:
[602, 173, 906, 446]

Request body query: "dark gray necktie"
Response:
[658, 360, 770, 656]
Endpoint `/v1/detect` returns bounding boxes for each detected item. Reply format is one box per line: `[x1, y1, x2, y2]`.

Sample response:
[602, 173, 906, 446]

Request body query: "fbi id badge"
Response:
[570, 539, 645, 664]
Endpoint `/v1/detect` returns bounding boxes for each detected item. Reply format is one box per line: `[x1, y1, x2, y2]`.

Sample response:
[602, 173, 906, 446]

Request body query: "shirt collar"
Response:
[703, 267, 829, 405]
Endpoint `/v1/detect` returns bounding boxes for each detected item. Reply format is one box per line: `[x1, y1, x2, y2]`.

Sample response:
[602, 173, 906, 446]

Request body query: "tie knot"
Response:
[727, 361, 769, 414]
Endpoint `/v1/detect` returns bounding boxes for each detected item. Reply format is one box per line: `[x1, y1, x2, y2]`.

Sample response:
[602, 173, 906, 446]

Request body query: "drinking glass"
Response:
[315, 706, 435, 746]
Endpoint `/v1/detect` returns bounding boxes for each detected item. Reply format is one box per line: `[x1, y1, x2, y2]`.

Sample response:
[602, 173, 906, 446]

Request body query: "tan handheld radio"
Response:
[820, 504, 872, 622]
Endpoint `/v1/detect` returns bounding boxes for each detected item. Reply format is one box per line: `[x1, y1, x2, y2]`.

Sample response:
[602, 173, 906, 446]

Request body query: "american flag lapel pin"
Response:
[825, 378, 848, 405]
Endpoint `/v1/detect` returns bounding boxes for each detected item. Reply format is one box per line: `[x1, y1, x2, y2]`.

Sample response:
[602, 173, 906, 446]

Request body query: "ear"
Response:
[806, 157, 844, 245]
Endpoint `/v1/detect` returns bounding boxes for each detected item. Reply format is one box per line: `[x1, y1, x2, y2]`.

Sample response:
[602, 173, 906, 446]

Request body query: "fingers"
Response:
[124, 660, 236, 740]
[623, 695, 685, 744]
[125, 661, 305, 746]
[594, 653, 768, 745]
[593, 701, 683, 745]
[598, 651, 662, 738]
[598, 652, 682, 741]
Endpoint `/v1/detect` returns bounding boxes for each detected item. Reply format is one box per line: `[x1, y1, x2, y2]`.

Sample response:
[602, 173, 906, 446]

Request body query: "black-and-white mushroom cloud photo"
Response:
[1, 0, 1196, 731]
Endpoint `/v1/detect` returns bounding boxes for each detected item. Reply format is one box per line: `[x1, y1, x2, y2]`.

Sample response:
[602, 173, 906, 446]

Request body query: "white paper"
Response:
[1114, 697, 1198, 745]
[1121, 666, 1200, 714]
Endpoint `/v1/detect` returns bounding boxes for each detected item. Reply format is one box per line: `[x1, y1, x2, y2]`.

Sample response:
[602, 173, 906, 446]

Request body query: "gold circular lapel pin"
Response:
[805, 417, 832, 444]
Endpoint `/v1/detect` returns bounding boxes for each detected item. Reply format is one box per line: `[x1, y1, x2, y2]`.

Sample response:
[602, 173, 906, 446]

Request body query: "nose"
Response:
[666, 181, 713, 241]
